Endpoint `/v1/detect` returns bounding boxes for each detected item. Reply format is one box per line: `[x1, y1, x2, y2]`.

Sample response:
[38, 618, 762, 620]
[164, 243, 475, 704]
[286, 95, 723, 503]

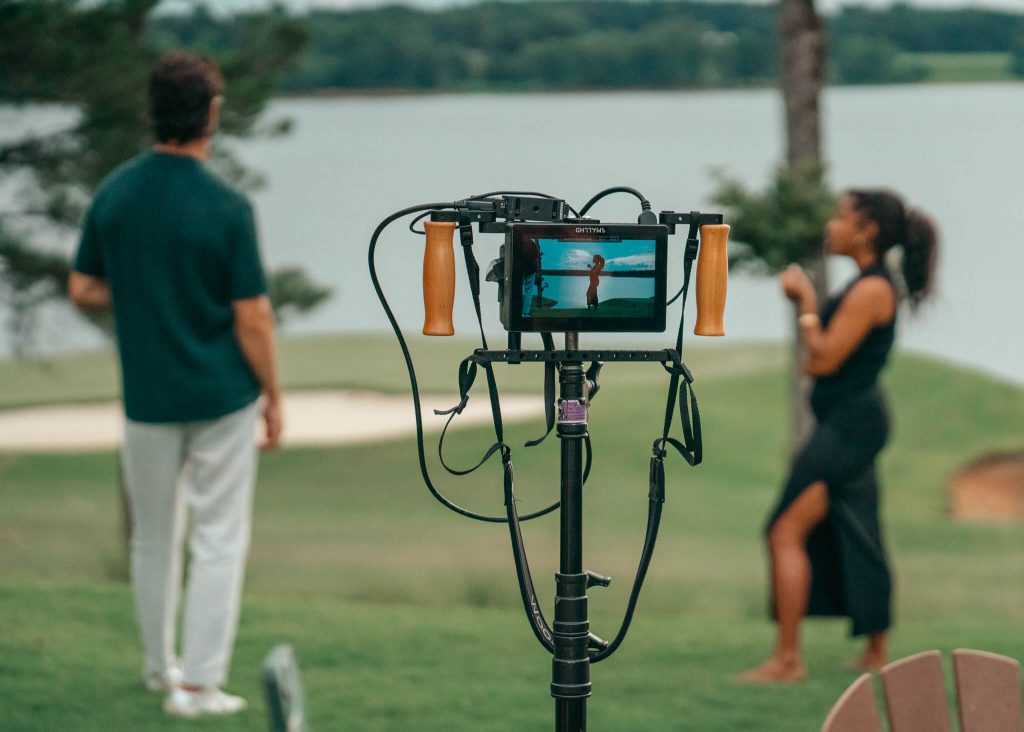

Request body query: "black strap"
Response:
[435, 354, 510, 476]
[651, 214, 703, 469]
[589, 454, 664, 663]
[459, 217, 488, 348]
[525, 332, 556, 447]
[676, 213, 701, 355]
[504, 449, 556, 653]
[655, 357, 702, 468]
[433, 355, 480, 417]
[435, 218, 507, 477]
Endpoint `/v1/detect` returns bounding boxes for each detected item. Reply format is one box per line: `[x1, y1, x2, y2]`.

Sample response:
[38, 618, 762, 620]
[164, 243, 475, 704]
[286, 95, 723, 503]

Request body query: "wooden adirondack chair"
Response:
[822, 649, 1023, 732]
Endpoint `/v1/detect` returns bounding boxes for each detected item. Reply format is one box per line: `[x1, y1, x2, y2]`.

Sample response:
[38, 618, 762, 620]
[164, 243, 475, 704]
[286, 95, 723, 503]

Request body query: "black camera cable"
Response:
[369, 201, 560, 524]
[578, 186, 653, 220]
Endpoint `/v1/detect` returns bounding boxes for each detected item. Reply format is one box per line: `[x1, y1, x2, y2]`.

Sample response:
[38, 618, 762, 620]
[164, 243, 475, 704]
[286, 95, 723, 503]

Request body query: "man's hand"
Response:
[260, 395, 283, 451]
[68, 271, 113, 311]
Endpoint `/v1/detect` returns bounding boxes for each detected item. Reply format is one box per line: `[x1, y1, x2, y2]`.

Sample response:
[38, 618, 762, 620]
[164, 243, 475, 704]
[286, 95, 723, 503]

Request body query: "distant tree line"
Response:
[148, 2, 1024, 92]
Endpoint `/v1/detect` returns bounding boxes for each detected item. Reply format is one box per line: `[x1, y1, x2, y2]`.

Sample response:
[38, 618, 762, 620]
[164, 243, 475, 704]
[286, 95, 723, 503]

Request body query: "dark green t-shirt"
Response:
[75, 151, 267, 423]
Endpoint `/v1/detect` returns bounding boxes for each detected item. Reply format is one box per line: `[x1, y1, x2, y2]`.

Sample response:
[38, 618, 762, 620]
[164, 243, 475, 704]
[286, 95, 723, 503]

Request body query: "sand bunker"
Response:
[0, 390, 542, 453]
[948, 450, 1024, 521]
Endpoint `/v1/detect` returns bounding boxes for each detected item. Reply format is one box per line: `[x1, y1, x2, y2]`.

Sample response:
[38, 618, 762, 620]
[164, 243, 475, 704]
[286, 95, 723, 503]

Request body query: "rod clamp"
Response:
[584, 361, 603, 402]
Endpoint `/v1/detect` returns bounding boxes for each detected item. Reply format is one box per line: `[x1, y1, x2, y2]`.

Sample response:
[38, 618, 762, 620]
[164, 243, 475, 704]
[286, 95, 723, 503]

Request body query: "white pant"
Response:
[122, 402, 258, 686]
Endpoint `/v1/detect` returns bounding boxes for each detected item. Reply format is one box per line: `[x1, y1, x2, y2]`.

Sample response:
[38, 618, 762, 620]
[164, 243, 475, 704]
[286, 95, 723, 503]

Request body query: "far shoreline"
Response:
[273, 77, 1022, 100]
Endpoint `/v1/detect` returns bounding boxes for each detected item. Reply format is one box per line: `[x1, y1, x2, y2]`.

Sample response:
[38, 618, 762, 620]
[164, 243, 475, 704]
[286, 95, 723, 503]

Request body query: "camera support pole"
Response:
[376, 198, 732, 732]
[553, 331, 591, 732]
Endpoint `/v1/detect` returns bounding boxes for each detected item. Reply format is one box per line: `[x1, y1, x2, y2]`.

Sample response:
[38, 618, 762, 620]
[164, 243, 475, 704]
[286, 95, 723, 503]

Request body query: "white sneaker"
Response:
[163, 686, 248, 718]
[143, 663, 183, 693]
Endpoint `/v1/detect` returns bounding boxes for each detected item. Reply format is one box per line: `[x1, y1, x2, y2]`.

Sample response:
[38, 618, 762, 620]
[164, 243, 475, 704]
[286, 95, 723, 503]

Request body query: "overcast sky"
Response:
[166, 0, 1024, 15]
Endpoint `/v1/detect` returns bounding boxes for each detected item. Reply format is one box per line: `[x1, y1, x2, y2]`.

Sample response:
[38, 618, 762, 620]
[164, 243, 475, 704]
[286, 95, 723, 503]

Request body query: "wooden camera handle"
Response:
[693, 224, 729, 337]
[422, 221, 457, 336]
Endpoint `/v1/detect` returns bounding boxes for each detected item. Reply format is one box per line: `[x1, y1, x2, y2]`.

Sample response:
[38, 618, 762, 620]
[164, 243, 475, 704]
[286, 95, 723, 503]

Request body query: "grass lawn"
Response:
[897, 52, 1017, 83]
[0, 333, 790, 408]
[1, 337, 1022, 730]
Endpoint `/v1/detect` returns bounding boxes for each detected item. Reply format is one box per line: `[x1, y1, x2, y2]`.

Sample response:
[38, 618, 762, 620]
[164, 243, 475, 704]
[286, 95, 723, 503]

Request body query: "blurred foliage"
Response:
[832, 35, 928, 85]
[267, 267, 332, 326]
[711, 164, 836, 275]
[1010, 36, 1024, 78]
[834, 3, 1024, 54]
[0, 0, 326, 355]
[3, 0, 1021, 352]
[0, 222, 72, 352]
[142, 2, 1024, 93]
[158, 1, 781, 92]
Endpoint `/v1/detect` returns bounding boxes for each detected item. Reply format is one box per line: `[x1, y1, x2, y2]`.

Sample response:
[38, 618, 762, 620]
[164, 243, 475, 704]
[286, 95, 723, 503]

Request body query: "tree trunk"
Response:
[780, 0, 825, 170]
[780, 0, 828, 453]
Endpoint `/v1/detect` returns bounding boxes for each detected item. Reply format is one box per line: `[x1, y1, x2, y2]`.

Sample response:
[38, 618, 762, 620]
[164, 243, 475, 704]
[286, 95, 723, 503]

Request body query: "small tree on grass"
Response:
[712, 0, 833, 454]
[268, 267, 332, 326]
[713, 164, 834, 276]
[711, 166, 835, 449]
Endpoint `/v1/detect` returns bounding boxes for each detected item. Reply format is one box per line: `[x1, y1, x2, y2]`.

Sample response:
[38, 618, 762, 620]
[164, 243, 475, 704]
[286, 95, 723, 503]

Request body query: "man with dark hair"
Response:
[69, 50, 281, 718]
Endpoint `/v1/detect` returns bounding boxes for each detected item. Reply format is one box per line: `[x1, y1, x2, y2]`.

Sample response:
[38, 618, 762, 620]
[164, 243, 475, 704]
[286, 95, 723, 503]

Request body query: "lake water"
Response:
[3, 84, 1022, 385]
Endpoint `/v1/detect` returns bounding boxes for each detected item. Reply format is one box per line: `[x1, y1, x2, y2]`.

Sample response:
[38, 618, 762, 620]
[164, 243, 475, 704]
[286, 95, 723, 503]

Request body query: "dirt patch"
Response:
[948, 450, 1024, 521]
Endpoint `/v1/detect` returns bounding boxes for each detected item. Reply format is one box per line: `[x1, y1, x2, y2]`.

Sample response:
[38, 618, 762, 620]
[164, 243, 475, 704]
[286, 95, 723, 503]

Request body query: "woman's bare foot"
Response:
[737, 656, 807, 684]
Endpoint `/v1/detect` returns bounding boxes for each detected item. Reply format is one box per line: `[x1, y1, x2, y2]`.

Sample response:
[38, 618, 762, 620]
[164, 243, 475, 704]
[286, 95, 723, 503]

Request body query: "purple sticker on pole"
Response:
[558, 399, 588, 424]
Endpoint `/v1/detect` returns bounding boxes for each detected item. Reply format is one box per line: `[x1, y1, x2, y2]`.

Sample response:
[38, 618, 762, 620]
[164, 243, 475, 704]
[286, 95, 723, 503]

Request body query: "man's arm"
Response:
[233, 295, 283, 450]
[68, 271, 113, 311]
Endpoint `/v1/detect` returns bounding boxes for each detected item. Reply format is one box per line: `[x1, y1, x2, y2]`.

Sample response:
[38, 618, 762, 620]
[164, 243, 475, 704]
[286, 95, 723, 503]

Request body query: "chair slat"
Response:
[953, 648, 1024, 732]
[881, 650, 953, 732]
[822, 673, 883, 732]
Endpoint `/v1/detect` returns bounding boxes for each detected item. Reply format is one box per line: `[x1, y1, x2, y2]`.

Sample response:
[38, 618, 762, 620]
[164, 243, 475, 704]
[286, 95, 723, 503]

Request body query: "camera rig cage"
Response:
[368, 187, 729, 732]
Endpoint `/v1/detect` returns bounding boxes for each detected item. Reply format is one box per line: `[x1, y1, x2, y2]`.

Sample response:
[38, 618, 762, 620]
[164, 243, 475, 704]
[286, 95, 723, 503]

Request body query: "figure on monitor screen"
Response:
[586, 254, 605, 311]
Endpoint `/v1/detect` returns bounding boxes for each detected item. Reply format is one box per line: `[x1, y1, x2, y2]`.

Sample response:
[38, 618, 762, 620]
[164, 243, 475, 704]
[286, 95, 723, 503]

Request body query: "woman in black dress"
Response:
[741, 189, 939, 683]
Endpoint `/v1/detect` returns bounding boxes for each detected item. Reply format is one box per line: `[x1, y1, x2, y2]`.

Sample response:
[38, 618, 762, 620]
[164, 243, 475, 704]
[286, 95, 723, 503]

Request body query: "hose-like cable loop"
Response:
[369, 202, 559, 523]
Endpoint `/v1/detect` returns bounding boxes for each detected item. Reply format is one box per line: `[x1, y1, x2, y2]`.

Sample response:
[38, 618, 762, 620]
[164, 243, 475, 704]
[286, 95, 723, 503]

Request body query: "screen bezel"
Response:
[506, 223, 668, 333]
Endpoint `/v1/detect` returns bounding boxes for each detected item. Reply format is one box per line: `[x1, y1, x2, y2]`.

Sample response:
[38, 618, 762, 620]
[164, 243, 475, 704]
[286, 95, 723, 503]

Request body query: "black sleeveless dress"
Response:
[766, 262, 896, 637]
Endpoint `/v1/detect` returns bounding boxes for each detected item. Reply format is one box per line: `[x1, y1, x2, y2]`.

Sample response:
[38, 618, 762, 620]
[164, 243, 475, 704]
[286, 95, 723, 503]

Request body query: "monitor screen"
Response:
[506, 224, 667, 333]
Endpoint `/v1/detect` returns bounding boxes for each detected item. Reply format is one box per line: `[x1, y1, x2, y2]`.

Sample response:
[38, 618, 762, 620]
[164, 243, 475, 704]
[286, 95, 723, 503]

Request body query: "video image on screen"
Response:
[519, 238, 657, 319]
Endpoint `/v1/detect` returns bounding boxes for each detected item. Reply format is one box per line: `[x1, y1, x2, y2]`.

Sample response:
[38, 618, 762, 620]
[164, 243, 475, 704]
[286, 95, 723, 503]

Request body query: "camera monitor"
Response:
[503, 223, 668, 333]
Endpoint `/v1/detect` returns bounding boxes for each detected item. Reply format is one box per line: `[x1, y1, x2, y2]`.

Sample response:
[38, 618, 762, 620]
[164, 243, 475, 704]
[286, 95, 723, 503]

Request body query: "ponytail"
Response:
[901, 208, 939, 310]
[847, 189, 940, 311]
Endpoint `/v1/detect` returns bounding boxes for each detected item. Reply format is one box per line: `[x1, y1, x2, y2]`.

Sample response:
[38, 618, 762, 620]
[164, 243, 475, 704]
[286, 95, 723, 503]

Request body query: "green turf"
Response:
[1, 341, 1022, 730]
[0, 333, 787, 407]
[897, 52, 1017, 83]
[3, 580, 1019, 732]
